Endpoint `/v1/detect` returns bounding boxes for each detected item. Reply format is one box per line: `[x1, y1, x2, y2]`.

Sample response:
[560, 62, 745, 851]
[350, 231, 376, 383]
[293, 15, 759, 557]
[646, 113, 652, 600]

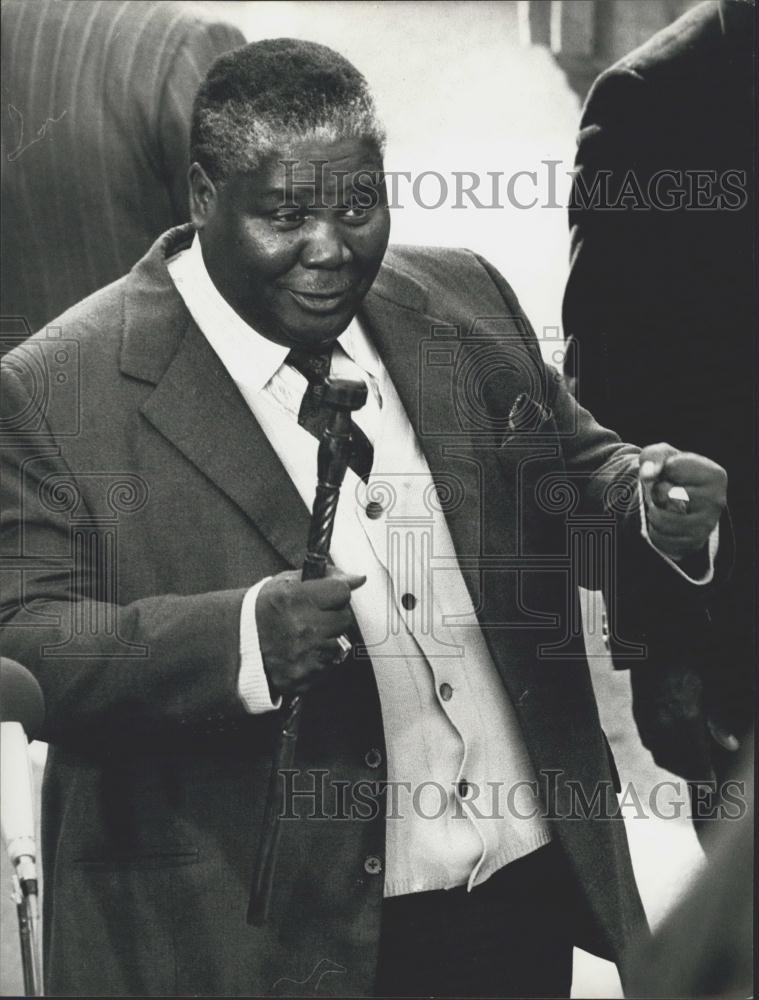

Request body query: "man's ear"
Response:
[188, 163, 217, 229]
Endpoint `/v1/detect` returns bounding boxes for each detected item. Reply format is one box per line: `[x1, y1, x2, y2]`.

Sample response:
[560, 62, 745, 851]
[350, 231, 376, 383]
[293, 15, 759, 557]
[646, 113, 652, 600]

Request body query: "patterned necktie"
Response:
[286, 346, 374, 482]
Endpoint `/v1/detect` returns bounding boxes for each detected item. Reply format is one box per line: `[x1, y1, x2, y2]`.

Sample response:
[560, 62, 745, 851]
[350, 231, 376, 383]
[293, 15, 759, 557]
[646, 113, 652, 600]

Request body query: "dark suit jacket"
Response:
[2, 226, 718, 996]
[0, 0, 244, 341]
[562, 0, 754, 735]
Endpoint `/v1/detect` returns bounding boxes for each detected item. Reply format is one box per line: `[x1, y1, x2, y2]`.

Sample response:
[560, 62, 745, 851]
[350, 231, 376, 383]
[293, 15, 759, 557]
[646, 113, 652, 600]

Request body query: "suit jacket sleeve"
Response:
[0, 363, 256, 746]
[474, 253, 725, 667]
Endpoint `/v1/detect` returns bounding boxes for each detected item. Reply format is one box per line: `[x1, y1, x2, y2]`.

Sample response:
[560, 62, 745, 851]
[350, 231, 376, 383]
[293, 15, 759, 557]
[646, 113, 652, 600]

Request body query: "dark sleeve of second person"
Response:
[562, 59, 753, 457]
[562, 67, 664, 443]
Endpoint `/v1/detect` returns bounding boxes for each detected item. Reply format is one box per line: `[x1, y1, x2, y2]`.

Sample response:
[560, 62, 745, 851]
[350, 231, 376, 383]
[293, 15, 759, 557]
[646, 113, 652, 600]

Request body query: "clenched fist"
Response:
[638, 443, 727, 561]
[255, 567, 366, 697]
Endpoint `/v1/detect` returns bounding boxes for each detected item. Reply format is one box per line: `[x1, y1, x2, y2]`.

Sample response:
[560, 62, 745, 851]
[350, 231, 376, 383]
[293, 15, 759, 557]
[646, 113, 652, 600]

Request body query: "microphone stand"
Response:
[248, 377, 367, 926]
[1, 693, 45, 997]
[12, 870, 42, 996]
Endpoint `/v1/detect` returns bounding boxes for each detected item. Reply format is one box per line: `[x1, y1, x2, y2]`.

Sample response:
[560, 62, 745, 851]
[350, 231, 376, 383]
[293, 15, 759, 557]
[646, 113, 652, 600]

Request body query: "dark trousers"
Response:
[375, 843, 576, 998]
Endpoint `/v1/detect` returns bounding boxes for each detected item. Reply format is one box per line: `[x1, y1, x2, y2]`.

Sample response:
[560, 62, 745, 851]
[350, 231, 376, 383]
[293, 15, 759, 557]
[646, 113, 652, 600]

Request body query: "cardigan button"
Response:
[365, 500, 384, 520]
[364, 855, 383, 875]
[401, 593, 416, 611]
[364, 748, 382, 769]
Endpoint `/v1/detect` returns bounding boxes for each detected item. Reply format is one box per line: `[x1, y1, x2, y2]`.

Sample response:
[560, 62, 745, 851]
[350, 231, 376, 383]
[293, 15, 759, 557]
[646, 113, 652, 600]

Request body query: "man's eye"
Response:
[271, 209, 306, 227]
[341, 205, 370, 224]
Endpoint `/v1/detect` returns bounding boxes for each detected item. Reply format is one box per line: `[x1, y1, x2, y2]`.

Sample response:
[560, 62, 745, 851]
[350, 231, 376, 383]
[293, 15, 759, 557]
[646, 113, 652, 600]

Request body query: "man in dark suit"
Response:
[0, 39, 729, 997]
[562, 0, 753, 789]
[0, 0, 245, 343]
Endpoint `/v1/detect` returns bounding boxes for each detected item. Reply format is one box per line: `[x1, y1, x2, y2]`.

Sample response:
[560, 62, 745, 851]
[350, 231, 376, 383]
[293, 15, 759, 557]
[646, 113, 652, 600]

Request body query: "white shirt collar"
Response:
[167, 233, 381, 394]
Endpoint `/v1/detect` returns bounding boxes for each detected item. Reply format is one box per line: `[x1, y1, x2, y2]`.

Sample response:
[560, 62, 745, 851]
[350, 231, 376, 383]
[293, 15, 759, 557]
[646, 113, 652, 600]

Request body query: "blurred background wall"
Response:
[521, 0, 704, 98]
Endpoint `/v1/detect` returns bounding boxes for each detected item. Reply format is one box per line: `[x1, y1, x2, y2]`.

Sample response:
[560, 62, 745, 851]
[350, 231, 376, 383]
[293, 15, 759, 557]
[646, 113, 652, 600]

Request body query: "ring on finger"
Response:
[666, 485, 690, 514]
[333, 633, 352, 664]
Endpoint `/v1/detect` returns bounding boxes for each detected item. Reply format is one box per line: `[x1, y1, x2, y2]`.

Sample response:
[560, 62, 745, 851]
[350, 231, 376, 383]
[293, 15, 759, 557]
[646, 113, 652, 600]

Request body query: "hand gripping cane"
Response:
[248, 376, 368, 925]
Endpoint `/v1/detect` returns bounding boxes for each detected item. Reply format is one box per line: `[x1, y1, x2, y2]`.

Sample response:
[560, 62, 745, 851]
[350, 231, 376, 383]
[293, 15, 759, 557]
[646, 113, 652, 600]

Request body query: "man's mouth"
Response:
[284, 287, 353, 314]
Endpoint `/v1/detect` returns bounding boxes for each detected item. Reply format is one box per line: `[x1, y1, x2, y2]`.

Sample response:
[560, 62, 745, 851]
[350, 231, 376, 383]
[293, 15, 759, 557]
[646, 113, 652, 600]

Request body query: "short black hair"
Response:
[190, 38, 386, 183]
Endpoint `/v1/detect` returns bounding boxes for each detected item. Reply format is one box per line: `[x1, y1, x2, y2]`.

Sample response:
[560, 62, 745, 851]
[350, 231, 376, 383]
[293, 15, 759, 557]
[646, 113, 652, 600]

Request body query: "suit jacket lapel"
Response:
[120, 227, 310, 570]
[141, 322, 311, 568]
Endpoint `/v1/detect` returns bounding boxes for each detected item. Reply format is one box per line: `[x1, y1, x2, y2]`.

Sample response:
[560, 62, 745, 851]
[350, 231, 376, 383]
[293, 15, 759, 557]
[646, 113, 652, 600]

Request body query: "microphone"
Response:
[1, 657, 44, 893]
[1, 657, 44, 731]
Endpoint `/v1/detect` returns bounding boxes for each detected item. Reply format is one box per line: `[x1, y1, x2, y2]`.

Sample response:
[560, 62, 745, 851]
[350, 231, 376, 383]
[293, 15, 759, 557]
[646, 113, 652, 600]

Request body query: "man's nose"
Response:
[300, 219, 352, 269]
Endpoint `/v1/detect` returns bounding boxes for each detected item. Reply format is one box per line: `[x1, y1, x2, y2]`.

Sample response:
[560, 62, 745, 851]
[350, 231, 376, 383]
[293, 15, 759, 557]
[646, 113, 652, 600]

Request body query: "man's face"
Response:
[191, 138, 390, 351]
